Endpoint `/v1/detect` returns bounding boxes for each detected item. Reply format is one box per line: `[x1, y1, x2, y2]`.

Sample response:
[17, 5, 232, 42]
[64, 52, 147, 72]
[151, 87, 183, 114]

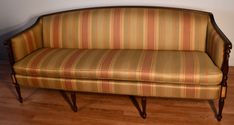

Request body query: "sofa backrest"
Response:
[42, 7, 209, 51]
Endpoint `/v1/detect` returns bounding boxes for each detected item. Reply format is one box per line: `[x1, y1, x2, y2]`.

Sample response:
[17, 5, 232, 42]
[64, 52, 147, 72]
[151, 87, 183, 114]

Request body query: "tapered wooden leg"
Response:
[71, 92, 77, 112]
[11, 75, 23, 103]
[217, 98, 225, 121]
[130, 96, 147, 119]
[141, 97, 147, 118]
[15, 84, 23, 103]
[60, 91, 78, 112]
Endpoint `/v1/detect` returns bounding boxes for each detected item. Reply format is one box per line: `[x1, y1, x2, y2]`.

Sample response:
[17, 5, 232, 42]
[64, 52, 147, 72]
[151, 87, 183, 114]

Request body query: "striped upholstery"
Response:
[13, 48, 222, 85]
[206, 19, 225, 68]
[9, 7, 228, 100]
[15, 75, 221, 99]
[11, 19, 43, 61]
[42, 8, 208, 51]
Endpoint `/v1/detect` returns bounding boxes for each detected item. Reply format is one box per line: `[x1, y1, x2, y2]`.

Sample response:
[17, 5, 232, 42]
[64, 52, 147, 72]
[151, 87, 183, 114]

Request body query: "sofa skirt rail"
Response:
[15, 75, 221, 100]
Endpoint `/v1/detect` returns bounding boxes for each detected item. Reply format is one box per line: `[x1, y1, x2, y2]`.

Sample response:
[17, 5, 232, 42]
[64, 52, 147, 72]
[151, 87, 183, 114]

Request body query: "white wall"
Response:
[0, 0, 234, 65]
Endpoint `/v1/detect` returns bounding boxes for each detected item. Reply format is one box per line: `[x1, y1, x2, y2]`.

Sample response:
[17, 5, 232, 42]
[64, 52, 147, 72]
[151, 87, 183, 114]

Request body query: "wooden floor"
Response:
[0, 60, 234, 125]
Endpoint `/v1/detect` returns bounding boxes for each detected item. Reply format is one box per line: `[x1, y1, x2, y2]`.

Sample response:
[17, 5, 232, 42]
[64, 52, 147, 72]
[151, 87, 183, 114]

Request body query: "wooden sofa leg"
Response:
[141, 97, 147, 118]
[71, 92, 78, 112]
[11, 75, 23, 103]
[217, 98, 225, 121]
[129, 96, 147, 119]
[60, 91, 78, 112]
[15, 84, 23, 103]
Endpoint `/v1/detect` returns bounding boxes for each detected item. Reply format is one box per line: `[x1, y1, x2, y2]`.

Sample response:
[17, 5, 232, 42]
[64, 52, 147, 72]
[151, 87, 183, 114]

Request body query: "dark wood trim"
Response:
[40, 6, 210, 18]
[14, 83, 23, 103]
[208, 13, 232, 48]
[60, 91, 78, 112]
[71, 92, 78, 112]
[217, 98, 225, 121]
[208, 12, 232, 122]
[215, 41, 231, 121]
[4, 40, 15, 65]
[208, 13, 232, 81]
[129, 96, 147, 119]
[4, 40, 23, 103]
[141, 97, 147, 118]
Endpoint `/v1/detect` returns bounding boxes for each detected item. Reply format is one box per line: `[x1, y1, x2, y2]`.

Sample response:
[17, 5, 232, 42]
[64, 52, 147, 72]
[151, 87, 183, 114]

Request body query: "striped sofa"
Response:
[5, 7, 232, 121]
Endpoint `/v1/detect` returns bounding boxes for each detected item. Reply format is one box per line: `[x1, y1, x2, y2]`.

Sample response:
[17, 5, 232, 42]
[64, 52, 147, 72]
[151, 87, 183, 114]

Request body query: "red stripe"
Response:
[100, 50, 118, 78]
[184, 52, 195, 97]
[72, 14, 76, 47]
[147, 9, 155, 50]
[63, 50, 85, 78]
[142, 84, 152, 96]
[184, 52, 194, 83]
[113, 9, 121, 49]
[65, 80, 73, 90]
[29, 49, 52, 75]
[65, 15, 69, 47]
[82, 11, 89, 48]
[31, 77, 39, 88]
[102, 81, 110, 93]
[100, 50, 118, 92]
[141, 51, 154, 81]
[183, 13, 191, 50]
[53, 15, 60, 48]
[186, 85, 196, 98]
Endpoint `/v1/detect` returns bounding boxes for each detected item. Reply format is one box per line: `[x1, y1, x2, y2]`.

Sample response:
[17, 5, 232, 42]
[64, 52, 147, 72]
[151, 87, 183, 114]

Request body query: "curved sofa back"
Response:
[42, 7, 209, 51]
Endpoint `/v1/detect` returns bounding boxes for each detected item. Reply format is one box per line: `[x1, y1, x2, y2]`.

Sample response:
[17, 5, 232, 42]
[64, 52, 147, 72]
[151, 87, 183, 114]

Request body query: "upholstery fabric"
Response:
[11, 19, 43, 62]
[14, 48, 222, 85]
[42, 8, 208, 51]
[15, 75, 221, 99]
[206, 19, 225, 68]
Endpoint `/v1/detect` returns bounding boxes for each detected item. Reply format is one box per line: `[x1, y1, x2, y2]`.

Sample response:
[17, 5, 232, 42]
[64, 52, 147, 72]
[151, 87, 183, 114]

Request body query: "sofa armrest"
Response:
[206, 13, 232, 98]
[5, 19, 43, 63]
[206, 14, 232, 69]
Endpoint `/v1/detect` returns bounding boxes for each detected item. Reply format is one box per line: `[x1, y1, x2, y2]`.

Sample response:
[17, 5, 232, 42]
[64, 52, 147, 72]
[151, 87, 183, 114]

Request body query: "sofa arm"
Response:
[206, 14, 232, 69]
[5, 19, 43, 62]
[206, 14, 232, 98]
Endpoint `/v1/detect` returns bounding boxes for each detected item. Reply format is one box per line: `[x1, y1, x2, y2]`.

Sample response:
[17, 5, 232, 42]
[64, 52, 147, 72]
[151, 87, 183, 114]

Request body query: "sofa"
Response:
[4, 6, 232, 121]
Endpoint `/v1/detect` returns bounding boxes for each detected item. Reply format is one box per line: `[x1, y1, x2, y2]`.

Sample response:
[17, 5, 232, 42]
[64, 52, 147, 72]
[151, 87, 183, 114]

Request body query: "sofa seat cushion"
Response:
[14, 48, 222, 85]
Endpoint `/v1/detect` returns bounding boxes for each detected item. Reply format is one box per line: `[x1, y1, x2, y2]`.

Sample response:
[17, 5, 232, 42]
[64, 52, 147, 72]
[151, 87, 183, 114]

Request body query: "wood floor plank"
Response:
[0, 60, 234, 125]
